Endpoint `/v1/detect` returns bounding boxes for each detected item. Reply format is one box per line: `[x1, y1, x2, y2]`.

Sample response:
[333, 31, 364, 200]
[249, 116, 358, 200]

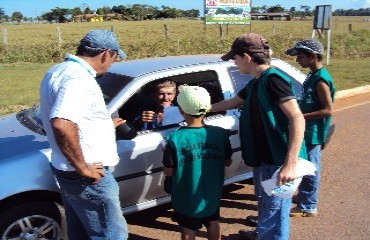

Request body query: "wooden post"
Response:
[164, 24, 169, 38]
[111, 25, 115, 32]
[2, 28, 8, 46]
[272, 25, 276, 35]
[226, 24, 229, 35]
[56, 27, 62, 48]
[219, 24, 223, 38]
[348, 24, 352, 32]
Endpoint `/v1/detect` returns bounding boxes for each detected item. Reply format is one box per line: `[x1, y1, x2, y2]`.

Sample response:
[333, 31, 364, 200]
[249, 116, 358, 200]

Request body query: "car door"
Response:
[110, 64, 248, 210]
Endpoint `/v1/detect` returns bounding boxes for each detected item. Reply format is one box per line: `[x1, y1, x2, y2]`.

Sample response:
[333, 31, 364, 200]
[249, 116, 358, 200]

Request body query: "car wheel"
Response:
[0, 201, 61, 240]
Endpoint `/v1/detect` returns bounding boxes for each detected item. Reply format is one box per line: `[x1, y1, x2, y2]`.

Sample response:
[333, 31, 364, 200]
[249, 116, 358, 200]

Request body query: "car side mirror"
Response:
[116, 122, 137, 140]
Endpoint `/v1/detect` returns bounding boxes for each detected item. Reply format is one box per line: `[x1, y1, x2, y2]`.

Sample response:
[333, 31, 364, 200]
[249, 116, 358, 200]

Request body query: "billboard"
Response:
[313, 5, 332, 30]
[205, 0, 251, 25]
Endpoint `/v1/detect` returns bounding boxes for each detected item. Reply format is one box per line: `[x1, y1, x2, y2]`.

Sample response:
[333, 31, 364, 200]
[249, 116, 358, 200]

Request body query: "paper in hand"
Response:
[261, 158, 316, 199]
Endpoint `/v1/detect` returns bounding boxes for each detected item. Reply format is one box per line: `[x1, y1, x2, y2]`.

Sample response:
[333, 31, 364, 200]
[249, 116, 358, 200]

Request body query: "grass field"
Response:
[1, 17, 369, 63]
[1, 58, 369, 116]
[1, 17, 369, 116]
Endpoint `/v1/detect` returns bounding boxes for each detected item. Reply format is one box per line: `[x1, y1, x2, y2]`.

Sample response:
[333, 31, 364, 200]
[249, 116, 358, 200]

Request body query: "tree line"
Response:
[0, 4, 200, 23]
[1, 4, 369, 24]
[252, 4, 370, 17]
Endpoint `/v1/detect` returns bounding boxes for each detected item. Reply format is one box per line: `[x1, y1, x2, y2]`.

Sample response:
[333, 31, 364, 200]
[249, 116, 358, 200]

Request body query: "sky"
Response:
[1, 0, 370, 18]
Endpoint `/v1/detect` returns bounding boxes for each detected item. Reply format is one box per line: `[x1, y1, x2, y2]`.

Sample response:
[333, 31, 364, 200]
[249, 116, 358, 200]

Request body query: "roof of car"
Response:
[107, 54, 225, 78]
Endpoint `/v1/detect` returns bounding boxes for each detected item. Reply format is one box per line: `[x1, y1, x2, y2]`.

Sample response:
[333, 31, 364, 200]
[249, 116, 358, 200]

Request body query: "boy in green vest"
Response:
[162, 86, 232, 240]
[286, 39, 335, 217]
[212, 33, 306, 240]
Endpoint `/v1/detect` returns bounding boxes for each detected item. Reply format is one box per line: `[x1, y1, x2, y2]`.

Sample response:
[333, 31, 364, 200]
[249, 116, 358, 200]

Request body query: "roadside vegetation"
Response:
[1, 17, 370, 63]
[0, 17, 369, 116]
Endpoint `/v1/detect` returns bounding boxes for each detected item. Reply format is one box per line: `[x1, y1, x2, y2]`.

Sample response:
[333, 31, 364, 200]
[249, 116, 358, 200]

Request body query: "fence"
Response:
[1, 18, 370, 63]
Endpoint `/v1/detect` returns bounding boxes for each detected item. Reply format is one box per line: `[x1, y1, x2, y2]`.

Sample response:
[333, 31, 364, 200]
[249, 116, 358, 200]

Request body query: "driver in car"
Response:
[133, 79, 184, 130]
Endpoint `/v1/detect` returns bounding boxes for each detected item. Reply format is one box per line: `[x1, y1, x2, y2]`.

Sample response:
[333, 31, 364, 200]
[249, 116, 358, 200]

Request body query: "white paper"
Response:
[161, 106, 184, 126]
[261, 158, 316, 199]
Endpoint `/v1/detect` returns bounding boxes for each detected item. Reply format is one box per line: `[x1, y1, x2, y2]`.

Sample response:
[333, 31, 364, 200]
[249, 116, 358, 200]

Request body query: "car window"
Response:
[274, 67, 304, 100]
[228, 66, 303, 100]
[227, 66, 254, 93]
[117, 70, 225, 133]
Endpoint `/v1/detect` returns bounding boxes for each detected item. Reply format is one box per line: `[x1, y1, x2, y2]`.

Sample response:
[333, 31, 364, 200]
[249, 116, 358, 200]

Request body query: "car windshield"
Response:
[17, 72, 133, 135]
[96, 72, 134, 104]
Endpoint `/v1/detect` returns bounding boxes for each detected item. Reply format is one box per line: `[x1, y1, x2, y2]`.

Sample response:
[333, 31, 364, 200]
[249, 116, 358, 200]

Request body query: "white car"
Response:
[0, 55, 305, 239]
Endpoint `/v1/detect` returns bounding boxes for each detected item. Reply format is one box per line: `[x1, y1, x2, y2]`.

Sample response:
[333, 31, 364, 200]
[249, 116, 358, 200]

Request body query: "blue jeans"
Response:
[253, 164, 291, 240]
[297, 144, 321, 213]
[52, 166, 128, 240]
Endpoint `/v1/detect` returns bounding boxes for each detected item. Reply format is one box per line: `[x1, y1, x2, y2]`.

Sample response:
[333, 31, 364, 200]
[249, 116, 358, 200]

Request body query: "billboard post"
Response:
[312, 5, 332, 65]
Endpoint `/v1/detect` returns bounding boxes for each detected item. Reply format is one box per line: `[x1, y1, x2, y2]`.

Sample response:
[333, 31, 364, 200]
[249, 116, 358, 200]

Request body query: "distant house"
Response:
[251, 12, 291, 21]
[74, 13, 123, 22]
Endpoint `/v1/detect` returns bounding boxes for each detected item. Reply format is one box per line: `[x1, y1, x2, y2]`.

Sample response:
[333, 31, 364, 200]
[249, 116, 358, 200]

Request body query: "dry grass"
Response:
[1, 17, 369, 116]
[0, 17, 369, 63]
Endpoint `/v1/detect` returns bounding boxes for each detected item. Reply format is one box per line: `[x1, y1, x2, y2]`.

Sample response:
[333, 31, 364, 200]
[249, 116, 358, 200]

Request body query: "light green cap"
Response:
[177, 86, 211, 115]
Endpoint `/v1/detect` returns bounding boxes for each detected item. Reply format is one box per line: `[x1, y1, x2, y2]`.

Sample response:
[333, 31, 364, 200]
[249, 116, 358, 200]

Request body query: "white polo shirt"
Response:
[40, 54, 119, 171]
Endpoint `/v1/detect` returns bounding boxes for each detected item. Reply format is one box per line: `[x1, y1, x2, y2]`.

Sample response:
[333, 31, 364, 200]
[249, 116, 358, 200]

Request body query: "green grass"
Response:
[0, 62, 54, 115]
[1, 58, 369, 116]
[1, 18, 369, 63]
[1, 17, 369, 116]
[287, 58, 370, 91]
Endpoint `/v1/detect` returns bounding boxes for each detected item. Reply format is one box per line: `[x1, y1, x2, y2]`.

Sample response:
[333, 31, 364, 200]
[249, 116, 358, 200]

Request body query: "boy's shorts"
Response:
[172, 209, 220, 230]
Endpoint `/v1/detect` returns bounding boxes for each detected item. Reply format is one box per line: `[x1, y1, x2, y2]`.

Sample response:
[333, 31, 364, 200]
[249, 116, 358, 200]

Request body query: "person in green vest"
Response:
[162, 85, 232, 240]
[286, 39, 335, 217]
[211, 33, 306, 240]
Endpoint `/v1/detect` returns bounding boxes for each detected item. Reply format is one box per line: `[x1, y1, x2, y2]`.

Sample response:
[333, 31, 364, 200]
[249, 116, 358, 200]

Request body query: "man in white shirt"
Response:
[40, 29, 128, 240]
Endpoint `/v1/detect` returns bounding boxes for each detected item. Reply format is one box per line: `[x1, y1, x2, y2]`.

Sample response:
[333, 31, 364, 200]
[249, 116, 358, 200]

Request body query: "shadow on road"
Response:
[126, 182, 257, 239]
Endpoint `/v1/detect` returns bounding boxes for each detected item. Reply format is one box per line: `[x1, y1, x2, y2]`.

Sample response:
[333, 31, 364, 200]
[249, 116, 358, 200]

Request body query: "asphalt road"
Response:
[124, 93, 370, 240]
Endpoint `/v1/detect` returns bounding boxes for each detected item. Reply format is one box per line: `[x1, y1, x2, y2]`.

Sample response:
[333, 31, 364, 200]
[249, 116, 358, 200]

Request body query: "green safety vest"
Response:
[300, 67, 335, 144]
[240, 67, 307, 167]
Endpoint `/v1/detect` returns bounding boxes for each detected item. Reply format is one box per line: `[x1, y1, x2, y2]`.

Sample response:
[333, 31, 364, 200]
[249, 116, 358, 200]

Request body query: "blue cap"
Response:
[80, 29, 127, 60]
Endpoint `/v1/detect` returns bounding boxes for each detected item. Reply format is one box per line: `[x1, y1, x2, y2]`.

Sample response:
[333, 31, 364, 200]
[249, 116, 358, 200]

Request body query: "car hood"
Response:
[0, 113, 49, 159]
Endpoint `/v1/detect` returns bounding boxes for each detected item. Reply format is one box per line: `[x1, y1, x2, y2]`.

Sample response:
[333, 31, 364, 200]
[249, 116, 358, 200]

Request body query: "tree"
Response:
[260, 5, 268, 13]
[84, 7, 93, 14]
[300, 5, 312, 17]
[0, 8, 5, 18]
[97, 6, 111, 15]
[159, 6, 180, 19]
[267, 5, 285, 13]
[251, 7, 261, 13]
[183, 9, 200, 18]
[71, 7, 83, 16]
[41, 7, 71, 23]
[11, 11, 23, 23]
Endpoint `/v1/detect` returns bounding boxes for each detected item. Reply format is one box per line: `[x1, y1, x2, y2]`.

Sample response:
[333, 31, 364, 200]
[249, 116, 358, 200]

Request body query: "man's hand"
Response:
[76, 164, 105, 184]
[142, 111, 162, 122]
[113, 118, 126, 128]
[276, 160, 297, 186]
